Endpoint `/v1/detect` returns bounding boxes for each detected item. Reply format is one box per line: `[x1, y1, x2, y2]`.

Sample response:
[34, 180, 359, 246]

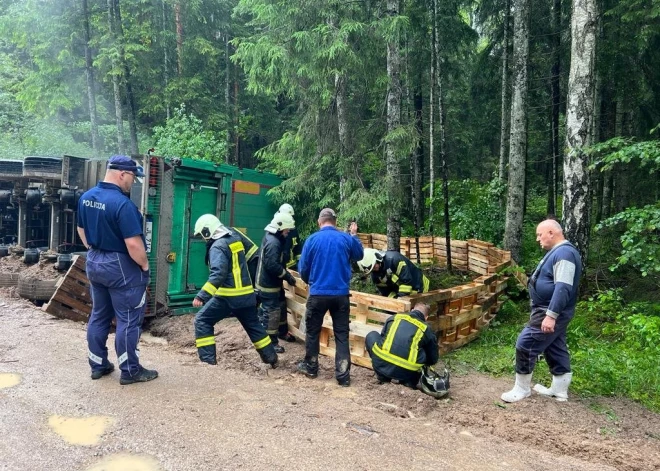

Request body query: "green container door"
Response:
[186, 184, 223, 291]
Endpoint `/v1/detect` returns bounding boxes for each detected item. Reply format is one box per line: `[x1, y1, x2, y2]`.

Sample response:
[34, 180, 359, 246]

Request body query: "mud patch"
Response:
[0, 372, 21, 389]
[48, 415, 115, 446]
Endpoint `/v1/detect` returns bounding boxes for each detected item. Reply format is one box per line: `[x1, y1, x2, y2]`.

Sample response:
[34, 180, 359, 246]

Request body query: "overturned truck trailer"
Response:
[141, 156, 281, 316]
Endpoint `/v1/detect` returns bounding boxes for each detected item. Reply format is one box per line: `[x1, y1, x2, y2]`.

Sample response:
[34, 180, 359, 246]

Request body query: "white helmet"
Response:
[194, 214, 228, 240]
[278, 203, 295, 216]
[356, 248, 383, 274]
[265, 212, 295, 234]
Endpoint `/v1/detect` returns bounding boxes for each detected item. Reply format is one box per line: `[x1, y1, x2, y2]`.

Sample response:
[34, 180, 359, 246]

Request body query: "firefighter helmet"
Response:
[419, 366, 450, 399]
[356, 248, 382, 274]
[265, 212, 295, 233]
[278, 203, 295, 216]
[194, 214, 223, 240]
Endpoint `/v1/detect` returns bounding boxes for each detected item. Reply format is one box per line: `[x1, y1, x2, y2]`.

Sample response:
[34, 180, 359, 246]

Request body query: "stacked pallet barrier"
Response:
[284, 234, 526, 370]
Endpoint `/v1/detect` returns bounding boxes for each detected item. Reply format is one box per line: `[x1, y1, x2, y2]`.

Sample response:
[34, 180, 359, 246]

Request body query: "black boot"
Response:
[296, 360, 318, 378]
[119, 367, 159, 385]
[91, 362, 115, 380]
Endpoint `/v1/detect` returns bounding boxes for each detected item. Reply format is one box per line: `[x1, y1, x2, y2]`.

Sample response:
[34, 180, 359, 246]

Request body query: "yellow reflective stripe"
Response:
[388, 292, 397, 298]
[253, 336, 272, 349]
[196, 336, 215, 348]
[372, 344, 423, 372]
[391, 274, 400, 283]
[286, 259, 296, 268]
[246, 244, 258, 260]
[202, 282, 218, 296]
[408, 327, 425, 364]
[382, 317, 402, 352]
[266, 328, 278, 335]
[398, 284, 413, 294]
[396, 261, 406, 275]
[216, 286, 254, 296]
[398, 314, 428, 332]
[228, 241, 245, 291]
[422, 275, 430, 292]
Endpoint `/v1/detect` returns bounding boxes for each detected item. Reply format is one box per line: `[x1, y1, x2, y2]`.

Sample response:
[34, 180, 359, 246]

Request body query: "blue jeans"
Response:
[515, 324, 571, 375]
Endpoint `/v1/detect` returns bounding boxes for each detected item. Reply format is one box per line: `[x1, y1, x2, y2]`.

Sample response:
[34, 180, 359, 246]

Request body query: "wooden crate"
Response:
[43, 255, 91, 322]
[287, 235, 526, 368]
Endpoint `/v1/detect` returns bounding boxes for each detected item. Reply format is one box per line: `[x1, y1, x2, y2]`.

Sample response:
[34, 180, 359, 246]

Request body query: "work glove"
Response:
[285, 272, 297, 287]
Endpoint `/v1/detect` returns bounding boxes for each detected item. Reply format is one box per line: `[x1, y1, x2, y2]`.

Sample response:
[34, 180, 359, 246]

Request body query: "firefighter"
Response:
[192, 214, 278, 368]
[255, 212, 297, 353]
[77, 155, 158, 385]
[365, 303, 440, 390]
[356, 248, 430, 298]
[275, 203, 301, 342]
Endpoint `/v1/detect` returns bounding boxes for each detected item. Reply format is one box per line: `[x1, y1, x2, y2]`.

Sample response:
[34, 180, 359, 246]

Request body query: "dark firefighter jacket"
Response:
[370, 309, 439, 382]
[196, 231, 256, 309]
[205, 228, 259, 285]
[371, 251, 430, 297]
[255, 232, 294, 294]
[282, 228, 302, 269]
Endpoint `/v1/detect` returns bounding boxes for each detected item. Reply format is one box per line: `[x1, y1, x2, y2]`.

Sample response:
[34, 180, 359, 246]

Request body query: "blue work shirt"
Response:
[298, 226, 363, 296]
[77, 182, 145, 253]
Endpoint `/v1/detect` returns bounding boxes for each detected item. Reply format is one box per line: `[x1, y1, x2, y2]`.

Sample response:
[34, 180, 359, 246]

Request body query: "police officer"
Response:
[365, 303, 439, 388]
[255, 212, 297, 353]
[76, 155, 158, 385]
[357, 248, 430, 298]
[192, 214, 278, 367]
[275, 203, 301, 342]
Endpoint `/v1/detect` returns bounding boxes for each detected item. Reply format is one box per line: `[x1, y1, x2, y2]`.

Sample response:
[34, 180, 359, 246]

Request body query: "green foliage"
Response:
[448, 292, 660, 412]
[152, 105, 226, 162]
[426, 178, 506, 243]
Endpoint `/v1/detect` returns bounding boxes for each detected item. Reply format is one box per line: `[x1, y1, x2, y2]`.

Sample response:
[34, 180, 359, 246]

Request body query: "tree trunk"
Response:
[411, 85, 424, 246]
[548, 0, 561, 217]
[385, 0, 402, 252]
[563, 0, 597, 265]
[225, 33, 232, 164]
[336, 72, 352, 204]
[498, 0, 511, 182]
[162, 0, 170, 120]
[175, 1, 183, 75]
[434, 0, 451, 271]
[106, 0, 124, 154]
[82, 0, 100, 156]
[428, 2, 436, 235]
[113, 0, 139, 154]
[503, 0, 530, 263]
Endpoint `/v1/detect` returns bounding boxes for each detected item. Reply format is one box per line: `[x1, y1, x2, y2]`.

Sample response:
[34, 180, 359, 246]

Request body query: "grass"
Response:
[445, 297, 660, 413]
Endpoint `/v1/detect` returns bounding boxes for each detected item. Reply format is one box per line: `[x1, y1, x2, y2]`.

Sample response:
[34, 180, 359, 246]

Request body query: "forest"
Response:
[0, 0, 658, 409]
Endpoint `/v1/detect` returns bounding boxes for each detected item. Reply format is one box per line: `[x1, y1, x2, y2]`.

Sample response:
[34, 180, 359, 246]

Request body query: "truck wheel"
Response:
[0, 272, 19, 287]
[17, 275, 59, 301]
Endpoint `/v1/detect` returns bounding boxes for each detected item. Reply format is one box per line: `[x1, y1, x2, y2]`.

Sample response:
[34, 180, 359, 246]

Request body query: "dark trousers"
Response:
[194, 297, 276, 365]
[365, 331, 421, 387]
[515, 324, 571, 375]
[278, 287, 289, 337]
[259, 292, 281, 345]
[303, 295, 351, 382]
[86, 250, 149, 380]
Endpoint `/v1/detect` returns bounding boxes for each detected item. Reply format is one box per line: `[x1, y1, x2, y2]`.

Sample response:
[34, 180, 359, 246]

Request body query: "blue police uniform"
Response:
[77, 180, 150, 381]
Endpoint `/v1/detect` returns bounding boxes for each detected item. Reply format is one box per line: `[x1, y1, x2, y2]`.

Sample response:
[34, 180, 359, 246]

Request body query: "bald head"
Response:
[536, 219, 565, 251]
[413, 303, 431, 318]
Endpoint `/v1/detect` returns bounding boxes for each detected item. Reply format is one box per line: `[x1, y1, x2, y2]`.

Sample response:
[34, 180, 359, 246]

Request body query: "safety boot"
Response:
[91, 362, 114, 380]
[278, 332, 296, 343]
[533, 372, 572, 401]
[296, 360, 318, 379]
[501, 373, 532, 403]
[119, 367, 159, 385]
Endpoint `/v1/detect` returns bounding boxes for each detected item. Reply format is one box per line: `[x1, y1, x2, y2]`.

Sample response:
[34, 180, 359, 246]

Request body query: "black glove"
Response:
[285, 272, 297, 287]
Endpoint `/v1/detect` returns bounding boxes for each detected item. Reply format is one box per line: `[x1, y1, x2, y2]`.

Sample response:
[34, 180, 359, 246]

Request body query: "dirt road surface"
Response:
[1, 294, 659, 471]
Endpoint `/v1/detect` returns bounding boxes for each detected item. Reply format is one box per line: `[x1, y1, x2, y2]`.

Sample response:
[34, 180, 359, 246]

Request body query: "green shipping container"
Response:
[144, 156, 281, 315]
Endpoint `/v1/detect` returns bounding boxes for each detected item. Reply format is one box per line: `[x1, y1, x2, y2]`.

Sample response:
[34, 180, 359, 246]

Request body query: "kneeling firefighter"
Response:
[192, 214, 278, 367]
[366, 303, 449, 398]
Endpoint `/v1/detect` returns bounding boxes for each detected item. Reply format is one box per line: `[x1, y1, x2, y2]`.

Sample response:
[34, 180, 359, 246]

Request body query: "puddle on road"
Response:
[0, 373, 21, 389]
[85, 453, 161, 471]
[48, 415, 116, 446]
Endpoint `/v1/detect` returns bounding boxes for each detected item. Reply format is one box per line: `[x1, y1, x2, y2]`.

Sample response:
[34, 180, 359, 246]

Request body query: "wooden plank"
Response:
[65, 267, 89, 284]
[348, 291, 411, 312]
[411, 289, 452, 303]
[437, 305, 483, 329]
[52, 291, 92, 315]
[58, 278, 91, 300]
[468, 253, 489, 264]
[44, 300, 88, 322]
[440, 329, 481, 353]
[468, 239, 494, 249]
[450, 283, 487, 299]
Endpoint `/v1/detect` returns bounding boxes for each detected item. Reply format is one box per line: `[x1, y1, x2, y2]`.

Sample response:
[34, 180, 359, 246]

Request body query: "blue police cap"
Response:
[107, 155, 145, 177]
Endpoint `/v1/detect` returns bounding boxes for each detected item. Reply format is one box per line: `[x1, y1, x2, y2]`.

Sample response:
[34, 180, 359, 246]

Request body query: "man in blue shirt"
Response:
[296, 208, 363, 386]
[501, 219, 582, 403]
[77, 155, 158, 385]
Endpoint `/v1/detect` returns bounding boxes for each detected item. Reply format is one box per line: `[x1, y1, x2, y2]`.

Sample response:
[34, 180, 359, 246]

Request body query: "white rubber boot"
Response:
[501, 373, 532, 403]
[533, 372, 572, 402]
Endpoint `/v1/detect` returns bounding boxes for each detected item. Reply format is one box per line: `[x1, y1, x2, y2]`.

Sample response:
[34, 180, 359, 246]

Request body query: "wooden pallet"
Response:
[42, 255, 91, 322]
